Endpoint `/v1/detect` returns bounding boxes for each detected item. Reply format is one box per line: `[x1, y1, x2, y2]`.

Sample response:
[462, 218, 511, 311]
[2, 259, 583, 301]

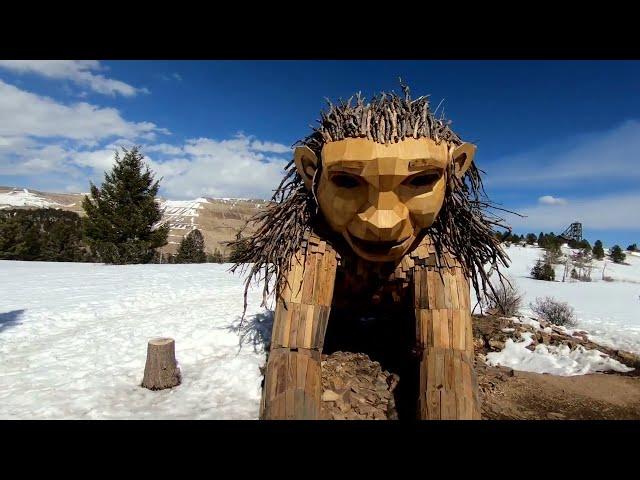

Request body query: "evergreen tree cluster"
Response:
[207, 248, 225, 263]
[493, 230, 582, 249]
[82, 147, 169, 264]
[175, 229, 207, 263]
[628, 243, 638, 252]
[537, 232, 563, 250]
[531, 259, 555, 281]
[567, 238, 591, 251]
[0, 208, 92, 262]
[609, 245, 626, 264]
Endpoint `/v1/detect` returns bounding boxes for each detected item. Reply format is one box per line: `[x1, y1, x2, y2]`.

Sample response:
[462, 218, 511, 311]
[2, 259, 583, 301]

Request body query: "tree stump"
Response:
[142, 338, 181, 390]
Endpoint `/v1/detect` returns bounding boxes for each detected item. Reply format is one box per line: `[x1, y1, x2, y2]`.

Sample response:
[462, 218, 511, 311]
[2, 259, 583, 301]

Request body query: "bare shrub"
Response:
[483, 280, 524, 317]
[543, 244, 563, 265]
[569, 249, 594, 282]
[530, 297, 577, 327]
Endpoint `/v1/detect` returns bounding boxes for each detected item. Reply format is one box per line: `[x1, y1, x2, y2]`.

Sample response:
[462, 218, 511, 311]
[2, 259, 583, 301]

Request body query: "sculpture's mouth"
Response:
[346, 233, 413, 261]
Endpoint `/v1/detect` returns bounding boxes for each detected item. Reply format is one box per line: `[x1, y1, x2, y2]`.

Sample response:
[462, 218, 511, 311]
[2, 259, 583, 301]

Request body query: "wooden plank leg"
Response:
[419, 347, 480, 419]
[413, 259, 481, 420]
[261, 241, 337, 420]
[262, 347, 323, 420]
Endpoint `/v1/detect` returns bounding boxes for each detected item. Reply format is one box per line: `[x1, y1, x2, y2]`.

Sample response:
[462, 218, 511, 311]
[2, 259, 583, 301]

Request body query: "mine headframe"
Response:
[558, 222, 583, 243]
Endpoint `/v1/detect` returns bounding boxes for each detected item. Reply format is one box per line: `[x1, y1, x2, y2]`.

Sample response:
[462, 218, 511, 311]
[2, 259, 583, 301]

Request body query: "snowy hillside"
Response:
[0, 188, 75, 209]
[475, 244, 640, 355]
[158, 197, 209, 231]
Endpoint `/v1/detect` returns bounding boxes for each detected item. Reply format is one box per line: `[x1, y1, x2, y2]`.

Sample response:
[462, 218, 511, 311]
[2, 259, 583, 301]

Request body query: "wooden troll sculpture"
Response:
[231, 84, 509, 420]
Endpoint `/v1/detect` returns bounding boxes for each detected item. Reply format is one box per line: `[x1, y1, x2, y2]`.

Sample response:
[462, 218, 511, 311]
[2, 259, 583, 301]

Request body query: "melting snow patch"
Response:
[512, 317, 543, 330]
[485, 332, 634, 376]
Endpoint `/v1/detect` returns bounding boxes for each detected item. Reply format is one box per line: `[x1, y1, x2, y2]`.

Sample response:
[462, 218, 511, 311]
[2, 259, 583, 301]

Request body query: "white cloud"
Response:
[0, 79, 291, 200]
[151, 136, 290, 199]
[0, 79, 164, 141]
[506, 192, 640, 231]
[73, 149, 121, 171]
[0, 60, 147, 97]
[1, 133, 291, 200]
[145, 143, 183, 155]
[486, 120, 640, 186]
[250, 138, 291, 154]
[538, 195, 567, 206]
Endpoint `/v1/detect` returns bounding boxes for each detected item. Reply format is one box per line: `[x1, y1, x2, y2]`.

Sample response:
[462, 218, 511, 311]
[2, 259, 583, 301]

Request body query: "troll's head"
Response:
[295, 124, 475, 262]
[231, 83, 509, 305]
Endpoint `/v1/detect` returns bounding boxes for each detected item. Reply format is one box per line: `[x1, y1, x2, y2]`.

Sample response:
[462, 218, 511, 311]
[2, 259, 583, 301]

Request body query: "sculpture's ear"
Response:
[294, 146, 319, 190]
[451, 142, 476, 178]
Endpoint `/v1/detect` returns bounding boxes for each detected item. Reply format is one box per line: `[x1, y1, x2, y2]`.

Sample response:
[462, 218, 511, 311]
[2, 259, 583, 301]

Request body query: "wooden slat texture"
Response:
[412, 247, 480, 420]
[261, 244, 338, 420]
[264, 232, 481, 420]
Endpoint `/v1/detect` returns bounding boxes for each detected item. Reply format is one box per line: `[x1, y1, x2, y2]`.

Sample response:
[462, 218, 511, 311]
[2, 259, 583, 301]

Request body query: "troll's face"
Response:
[295, 137, 476, 262]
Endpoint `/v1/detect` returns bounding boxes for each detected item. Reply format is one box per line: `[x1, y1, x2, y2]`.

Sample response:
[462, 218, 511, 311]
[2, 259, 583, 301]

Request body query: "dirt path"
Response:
[478, 364, 640, 420]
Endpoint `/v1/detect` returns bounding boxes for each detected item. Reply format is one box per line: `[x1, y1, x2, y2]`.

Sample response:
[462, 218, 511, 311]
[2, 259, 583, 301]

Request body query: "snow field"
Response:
[0, 261, 270, 419]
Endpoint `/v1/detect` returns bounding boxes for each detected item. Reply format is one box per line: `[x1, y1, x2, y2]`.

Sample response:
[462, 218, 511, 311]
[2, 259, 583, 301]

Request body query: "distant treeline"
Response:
[495, 230, 591, 250]
[0, 208, 93, 262]
[0, 208, 229, 264]
[495, 230, 635, 264]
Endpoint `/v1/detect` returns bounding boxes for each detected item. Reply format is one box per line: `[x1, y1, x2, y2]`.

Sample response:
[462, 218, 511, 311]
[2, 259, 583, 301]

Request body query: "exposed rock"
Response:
[321, 351, 399, 420]
[473, 337, 486, 351]
[473, 314, 639, 374]
[321, 390, 342, 402]
[617, 350, 640, 369]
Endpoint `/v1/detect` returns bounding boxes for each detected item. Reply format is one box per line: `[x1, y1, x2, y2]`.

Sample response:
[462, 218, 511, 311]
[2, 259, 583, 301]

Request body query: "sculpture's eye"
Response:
[331, 174, 361, 189]
[405, 172, 441, 188]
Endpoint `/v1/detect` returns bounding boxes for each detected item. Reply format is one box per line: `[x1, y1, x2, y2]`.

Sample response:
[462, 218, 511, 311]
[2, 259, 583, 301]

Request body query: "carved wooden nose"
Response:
[356, 202, 408, 240]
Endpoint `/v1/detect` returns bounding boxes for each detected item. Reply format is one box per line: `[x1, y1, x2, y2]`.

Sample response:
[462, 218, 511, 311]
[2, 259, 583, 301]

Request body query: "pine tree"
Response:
[526, 233, 537, 245]
[531, 259, 543, 279]
[175, 229, 207, 263]
[0, 209, 91, 262]
[531, 259, 555, 281]
[82, 147, 169, 264]
[592, 240, 605, 260]
[609, 245, 626, 264]
[208, 248, 225, 263]
[628, 243, 638, 252]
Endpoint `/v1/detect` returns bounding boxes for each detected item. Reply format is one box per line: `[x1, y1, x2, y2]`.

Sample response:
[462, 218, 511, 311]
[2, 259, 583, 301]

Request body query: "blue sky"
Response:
[0, 60, 639, 247]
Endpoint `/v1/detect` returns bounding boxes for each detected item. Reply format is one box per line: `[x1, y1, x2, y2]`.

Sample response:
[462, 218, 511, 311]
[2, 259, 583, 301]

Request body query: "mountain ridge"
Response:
[0, 186, 267, 256]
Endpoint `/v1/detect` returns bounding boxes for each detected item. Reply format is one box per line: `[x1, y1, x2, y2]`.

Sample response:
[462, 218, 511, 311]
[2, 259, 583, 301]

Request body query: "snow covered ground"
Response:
[485, 330, 634, 376]
[474, 244, 640, 355]
[0, 261, 271, 419]
[1, 242, 639, 418]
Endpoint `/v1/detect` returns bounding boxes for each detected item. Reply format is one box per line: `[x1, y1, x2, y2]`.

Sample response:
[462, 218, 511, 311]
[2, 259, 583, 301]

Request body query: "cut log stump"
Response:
[142, 338, 181, 390]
